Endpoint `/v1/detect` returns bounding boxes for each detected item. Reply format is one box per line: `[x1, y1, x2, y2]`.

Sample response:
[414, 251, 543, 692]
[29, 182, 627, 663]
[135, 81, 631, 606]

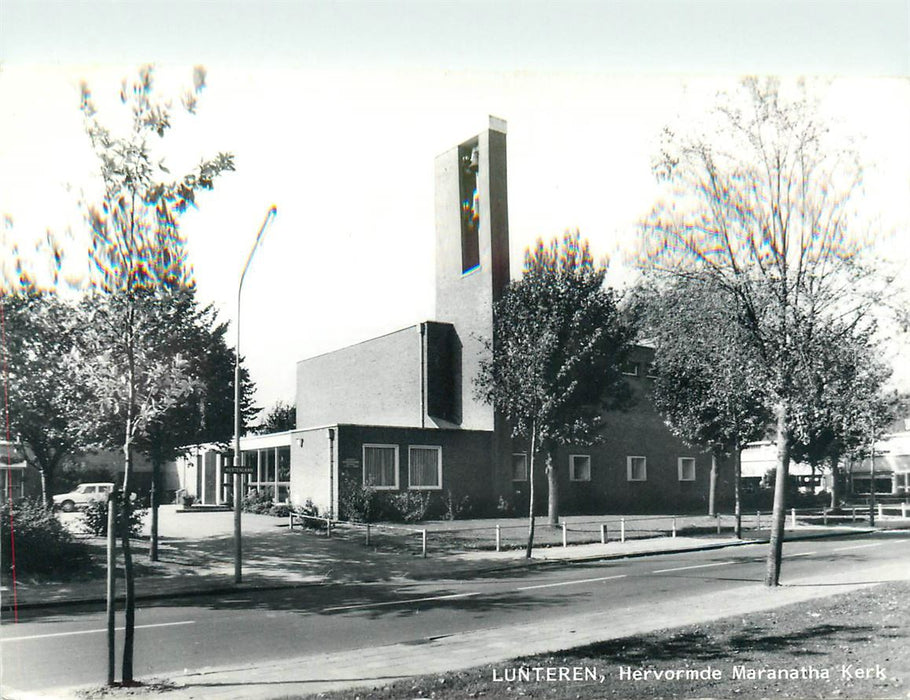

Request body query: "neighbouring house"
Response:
[845, 416, 910, 498]
[1, 441, 35, 500]
[285, 118, 731, 518]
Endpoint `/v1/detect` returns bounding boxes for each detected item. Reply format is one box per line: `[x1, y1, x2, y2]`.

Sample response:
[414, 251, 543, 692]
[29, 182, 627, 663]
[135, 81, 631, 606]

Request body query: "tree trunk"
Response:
[39, 468, 49, 510]
[120, 494, 135, 682]
[149, 460, 160, 562]
[525, 425, 536, 560]
[764, 402, 790, 586]
[546, 451, 558, 526]
[708, 453, 718, 517]
[734, 443, 742, 539]
[829, 454, 840, 511]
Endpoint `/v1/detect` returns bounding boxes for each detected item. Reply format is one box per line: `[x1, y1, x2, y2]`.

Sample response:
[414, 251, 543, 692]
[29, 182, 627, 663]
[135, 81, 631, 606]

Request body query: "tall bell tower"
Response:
[434, 116, 510, 431]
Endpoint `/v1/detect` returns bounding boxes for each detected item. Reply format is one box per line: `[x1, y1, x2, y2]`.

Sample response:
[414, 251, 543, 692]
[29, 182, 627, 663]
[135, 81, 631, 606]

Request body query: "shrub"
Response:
[389, 491, 432, 523]
[80, 499, 147, 538]
[339, 475, 380, 523]
[0, 499, 92, 578]
[241, 489, 274, 514]
[495, 495, 514, 516]
[443, 490, 472, 520]
[181, 494, 196, 508]
[269, 503, 291, 518]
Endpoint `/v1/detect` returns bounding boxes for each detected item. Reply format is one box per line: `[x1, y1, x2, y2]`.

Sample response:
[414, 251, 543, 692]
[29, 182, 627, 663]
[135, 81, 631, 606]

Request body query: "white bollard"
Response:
[421, 529, 427, 558]
[600, 523, 607, 544]
[620, 517, 626, 543]
[790, 508, 796, 528]
[756, 511, 762, 530]
[495, 524, 502, 552]
[562, 522, 568, 548]
[366, 523, 371, 546]
[878, 503, 884, 520]
[672, 517, 677, 538]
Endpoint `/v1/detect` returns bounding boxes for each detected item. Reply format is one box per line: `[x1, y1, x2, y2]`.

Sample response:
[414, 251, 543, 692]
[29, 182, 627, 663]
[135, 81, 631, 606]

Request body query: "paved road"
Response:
[2, 531, 907, 695]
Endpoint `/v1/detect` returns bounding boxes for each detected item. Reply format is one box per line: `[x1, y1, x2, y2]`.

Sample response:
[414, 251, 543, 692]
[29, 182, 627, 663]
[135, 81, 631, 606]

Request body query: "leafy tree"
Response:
[636, 277, 771, 536]
[128, 286, 257, 561]
[257, 399, 296, 434]
[476, 232, 633, 557]
[77, 65, 233, 684]
[640, 78, 899, 586]
[789, 325, 894, 510]
[0, 293, 90, 507]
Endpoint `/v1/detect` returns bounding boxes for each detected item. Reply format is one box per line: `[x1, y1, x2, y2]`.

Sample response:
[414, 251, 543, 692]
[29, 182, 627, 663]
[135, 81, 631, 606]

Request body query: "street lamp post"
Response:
[234, 205, 278, 584]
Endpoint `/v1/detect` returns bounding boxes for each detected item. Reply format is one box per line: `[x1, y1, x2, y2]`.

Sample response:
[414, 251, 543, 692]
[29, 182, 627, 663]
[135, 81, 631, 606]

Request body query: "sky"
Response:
[1, 1, 908, 415]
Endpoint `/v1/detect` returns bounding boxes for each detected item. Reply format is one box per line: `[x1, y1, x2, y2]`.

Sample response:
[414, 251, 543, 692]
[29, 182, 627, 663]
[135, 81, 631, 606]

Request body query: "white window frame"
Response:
[646, 362, 658, 379]
[363, 443, 399, 490]
[622, 361, 640, 377]
[569, 454, 591, 482]
[627, 455, 647, 482]
[408, 445, 443, 490]
[678, 457, 696, 482]
[511, 453, 528, 482]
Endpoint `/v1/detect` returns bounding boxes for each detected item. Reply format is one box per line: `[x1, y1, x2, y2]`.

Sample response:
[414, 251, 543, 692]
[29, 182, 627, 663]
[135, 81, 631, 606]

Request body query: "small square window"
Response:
[409, 446, 442, 490]
[678, 457, 696, 481]
[627, 456, 647, 481]
[511, 453, 528, 482]
[363, 444, 399, 489]
[622, 361, 640, 377]
[570, 455, 591, 481]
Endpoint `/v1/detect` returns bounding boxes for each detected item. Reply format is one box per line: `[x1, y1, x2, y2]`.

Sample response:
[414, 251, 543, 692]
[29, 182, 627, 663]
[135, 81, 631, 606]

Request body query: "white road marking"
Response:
[516, 574, 627, 591]
[652, 561, 735, 574]
[785, 551, 816, 557]
[322, 591, 480, 612]
[1, 620, 195, 643]
[830, 542, 886, 552]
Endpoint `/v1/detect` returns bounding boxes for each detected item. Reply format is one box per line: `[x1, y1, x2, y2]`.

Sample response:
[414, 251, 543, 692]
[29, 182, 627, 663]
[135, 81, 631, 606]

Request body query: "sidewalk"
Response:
[2, 506, 881, 609]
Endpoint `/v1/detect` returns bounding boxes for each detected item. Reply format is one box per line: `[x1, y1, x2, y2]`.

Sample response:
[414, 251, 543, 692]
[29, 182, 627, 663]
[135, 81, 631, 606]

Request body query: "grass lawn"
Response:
[303, 580, 910, 700]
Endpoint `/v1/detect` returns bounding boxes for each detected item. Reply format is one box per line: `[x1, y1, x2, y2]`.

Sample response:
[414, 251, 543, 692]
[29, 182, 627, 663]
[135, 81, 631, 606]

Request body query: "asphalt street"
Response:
[2, 530, 908, 694]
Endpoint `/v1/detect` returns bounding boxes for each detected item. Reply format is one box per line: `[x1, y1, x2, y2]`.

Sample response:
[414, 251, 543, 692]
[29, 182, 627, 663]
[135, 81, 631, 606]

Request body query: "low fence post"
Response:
[852, 507, 856, 523]
[600, 523, 607, 544]
[716, 514, 721, 534]
[671, 517, 677, 538]
[326, 518, 332, 538]
[878, 503, 883, 520]
[823, 508, 828, 526]
[495, 524, 502, 552]
[562, 522, 568, 548]
[421, 529, 427, 559]
[790, 508, 796, 528]
[756, 511, 761, 530]
[620, 517, 626, 543]
[902, 502, 907, 519]
[365, 523, 371, 546]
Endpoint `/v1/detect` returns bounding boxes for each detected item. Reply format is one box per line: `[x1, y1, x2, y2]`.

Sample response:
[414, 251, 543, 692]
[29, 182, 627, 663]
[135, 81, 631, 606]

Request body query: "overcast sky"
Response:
[1, 1, 908, 414]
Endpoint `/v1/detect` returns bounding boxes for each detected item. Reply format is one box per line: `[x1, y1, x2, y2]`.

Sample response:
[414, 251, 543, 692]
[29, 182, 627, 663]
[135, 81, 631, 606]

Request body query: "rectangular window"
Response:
[511, 453, 528, 482]
[627, 456, 647, 481]
[363, 444, 399, 489]
[570, 454, 591, 481]
[458, 140, 480, 273]
[678, 457, 696, 481]
[409, 446, 442, 490]
[622, 361, 639, 376]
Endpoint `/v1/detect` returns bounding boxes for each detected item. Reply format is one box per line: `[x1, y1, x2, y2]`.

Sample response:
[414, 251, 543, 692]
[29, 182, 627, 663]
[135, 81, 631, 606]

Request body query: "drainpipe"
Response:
[328, 428, 336, 519]
[419, 323, 426, 428]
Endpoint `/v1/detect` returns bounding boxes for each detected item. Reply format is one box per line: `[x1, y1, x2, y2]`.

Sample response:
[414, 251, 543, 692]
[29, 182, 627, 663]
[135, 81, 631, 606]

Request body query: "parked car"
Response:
[53, 482, 115, 512]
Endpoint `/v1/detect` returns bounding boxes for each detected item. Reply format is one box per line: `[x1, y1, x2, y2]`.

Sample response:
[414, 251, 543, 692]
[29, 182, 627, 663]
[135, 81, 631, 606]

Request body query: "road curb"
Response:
[1, 527, 882, 612]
